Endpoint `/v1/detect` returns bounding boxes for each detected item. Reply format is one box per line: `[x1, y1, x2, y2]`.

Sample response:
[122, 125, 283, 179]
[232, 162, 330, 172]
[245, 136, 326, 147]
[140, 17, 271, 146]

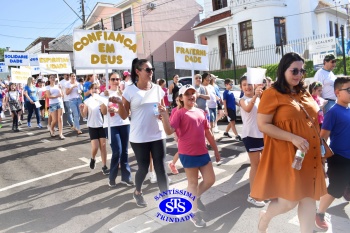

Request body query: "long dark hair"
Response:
[130, 58, 149, 84]
[273, 52, 306, 94]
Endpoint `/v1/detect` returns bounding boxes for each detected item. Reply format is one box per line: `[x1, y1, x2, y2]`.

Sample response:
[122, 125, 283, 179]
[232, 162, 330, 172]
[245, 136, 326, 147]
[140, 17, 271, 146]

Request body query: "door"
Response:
[219, 34, 228, 69]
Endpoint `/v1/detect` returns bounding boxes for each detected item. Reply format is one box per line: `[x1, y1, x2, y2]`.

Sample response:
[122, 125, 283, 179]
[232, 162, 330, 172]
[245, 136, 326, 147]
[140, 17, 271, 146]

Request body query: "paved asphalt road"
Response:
[0, 113, 349, 233]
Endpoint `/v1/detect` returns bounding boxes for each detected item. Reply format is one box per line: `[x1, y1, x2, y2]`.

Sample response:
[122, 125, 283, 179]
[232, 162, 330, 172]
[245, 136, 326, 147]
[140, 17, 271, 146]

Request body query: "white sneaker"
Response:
[83, 117, 88, 122]
[149, 172, 157, 183]
[247, 195, 265, 207]
[213, 125, 219, 133]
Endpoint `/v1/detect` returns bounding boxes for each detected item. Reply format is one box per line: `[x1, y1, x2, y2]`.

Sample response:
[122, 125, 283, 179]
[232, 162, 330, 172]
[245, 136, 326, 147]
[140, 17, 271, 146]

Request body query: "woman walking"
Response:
[100, 73, 132, 185]
[46, 75, 65, 139]
[66, 73, 82, 135]
[24, 77, 42, 128]
[5, 83, 22, 132]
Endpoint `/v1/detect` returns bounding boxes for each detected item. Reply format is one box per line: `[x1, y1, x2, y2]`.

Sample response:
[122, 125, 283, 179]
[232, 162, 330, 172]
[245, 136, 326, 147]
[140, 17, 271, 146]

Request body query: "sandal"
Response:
[258, 210, 268, 233]
[49, 129, 56, 137]
[77, 130, 83, 135]
[59, 134, 65, 140]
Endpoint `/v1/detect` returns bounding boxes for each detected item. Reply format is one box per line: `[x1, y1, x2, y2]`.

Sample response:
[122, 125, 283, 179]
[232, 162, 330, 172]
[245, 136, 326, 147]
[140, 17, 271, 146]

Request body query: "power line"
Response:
[0, 33, 35, 40]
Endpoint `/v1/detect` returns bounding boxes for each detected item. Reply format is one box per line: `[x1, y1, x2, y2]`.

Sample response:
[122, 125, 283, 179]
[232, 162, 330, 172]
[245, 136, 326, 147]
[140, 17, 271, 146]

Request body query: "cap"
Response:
[179, 84, 196, 95]
[123, 71, 131, 76]
[324, 54, 336, 61]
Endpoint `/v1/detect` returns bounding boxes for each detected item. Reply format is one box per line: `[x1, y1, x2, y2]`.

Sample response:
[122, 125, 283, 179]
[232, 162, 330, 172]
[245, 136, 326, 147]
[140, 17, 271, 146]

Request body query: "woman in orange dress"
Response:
[251, 52, 327, 233]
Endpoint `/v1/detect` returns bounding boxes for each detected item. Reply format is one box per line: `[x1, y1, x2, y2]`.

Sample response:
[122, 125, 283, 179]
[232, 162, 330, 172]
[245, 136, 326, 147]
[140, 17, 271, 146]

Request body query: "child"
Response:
[37, 80, 47, 121]
[158, 79, 170, 112]
[309, 81, 327, 128]
[80, 83, 109, 175]
[239, 76, 265, 207]
[159, 84, 220, 228]
[0, 90, 3, 128]
[315, 77, 350, 231]
[223, 79, 241, 140]
[5, 83, 22, 132]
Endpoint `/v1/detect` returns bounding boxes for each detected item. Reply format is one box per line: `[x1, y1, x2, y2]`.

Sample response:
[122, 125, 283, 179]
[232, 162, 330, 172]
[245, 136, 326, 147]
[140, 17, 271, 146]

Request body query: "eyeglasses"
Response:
[290, 68, 306, 76]
[141, 67, 155, 73]
[339, 87, 350, 94]
[110, 78, 120, 81]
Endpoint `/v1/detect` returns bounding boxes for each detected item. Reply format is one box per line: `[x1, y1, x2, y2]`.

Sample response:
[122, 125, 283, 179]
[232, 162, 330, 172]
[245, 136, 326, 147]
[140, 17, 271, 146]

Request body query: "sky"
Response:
[0, 0, 204, 51]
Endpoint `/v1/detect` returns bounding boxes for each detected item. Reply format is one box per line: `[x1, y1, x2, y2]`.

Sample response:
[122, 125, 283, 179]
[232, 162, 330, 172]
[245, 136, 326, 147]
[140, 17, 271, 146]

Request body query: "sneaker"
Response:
[149, 172, 157, 183]
[247, 195, 266, 207]
[315, 213, 329, 231]
[90, 158, 96, 169]
[235, 135, 242, 141]
[133, 192, 147, 207]
[37, 123, 43, 129]
[83, 117, 88, 122]
[213, 125, 219, 133]
[223, 132, 232, 138]
[67, 121, 72, 127]
[121, 180, 135, 186]
[197, 197, 206, 211]
[27, 122, 32, 127]
[191, 211, 206, 228]
[168, 162, 179, 175]
[102, 165, 109, 175]
[108, 180, 116, 187]
[18, 120, 22, 125]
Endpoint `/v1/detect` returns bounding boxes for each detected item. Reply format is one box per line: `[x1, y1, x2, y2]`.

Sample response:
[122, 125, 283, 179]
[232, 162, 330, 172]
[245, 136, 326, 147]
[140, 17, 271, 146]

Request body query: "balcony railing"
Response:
[232, 0, 285, 7]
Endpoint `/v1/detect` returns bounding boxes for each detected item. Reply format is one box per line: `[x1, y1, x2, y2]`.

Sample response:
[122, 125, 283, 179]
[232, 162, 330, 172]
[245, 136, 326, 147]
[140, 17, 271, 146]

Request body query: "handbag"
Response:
[290, 95, 334, 158]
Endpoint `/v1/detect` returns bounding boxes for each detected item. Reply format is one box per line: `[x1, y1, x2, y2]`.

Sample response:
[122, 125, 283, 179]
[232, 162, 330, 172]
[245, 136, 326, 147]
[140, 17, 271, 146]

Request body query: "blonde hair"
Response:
[27, 77, 34, 87]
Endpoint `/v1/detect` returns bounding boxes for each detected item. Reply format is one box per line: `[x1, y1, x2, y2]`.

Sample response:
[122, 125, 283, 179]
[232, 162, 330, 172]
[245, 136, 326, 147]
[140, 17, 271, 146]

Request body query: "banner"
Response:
[247, 67, 266, 84]
[76, 69, 112, 75]
[174, 41, 209, 71]
[73, 29, 137, 69]
[11, 67, 31, 84]
[29, 54, 40, 66]
[0, 62, 8, 73]
[4, 52, 30, 66]
[38, 54, 72, 74]
[21, 66, 41, 75]
[308, 37, 336, 54]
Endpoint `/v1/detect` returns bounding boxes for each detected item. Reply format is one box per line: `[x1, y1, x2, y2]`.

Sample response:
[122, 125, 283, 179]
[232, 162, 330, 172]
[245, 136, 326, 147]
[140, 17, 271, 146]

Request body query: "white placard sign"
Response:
[76, 69, 112, 75]
[38, 54, 72, 74]
[247, 67, 267, 84]
[11, 67, 31, 84]
[73, 29, 137, 69]
[21, 66, 41, 75]
[29, 54, 40, 66]
[308, 37, 336, 54]
[0, 62, 8, 73]
[4, 52, 30, 66]
[174, 41, 209, 71]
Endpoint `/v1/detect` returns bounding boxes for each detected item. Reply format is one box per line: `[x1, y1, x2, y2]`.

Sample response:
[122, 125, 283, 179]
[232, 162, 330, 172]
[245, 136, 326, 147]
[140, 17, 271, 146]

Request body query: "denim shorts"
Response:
[209, 108, 217, 122]
[49, 102, 63, 113]
[179, 153, 211, 168]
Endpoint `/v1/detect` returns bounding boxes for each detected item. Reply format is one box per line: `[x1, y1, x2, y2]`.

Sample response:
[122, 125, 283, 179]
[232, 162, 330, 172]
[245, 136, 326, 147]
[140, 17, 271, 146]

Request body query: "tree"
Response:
[0, 48, 6, 62]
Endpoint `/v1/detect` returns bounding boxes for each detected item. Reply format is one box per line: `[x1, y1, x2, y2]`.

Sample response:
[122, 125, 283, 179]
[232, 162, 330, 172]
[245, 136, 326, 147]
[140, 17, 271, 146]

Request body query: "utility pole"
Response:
[81, 0, 86, 29]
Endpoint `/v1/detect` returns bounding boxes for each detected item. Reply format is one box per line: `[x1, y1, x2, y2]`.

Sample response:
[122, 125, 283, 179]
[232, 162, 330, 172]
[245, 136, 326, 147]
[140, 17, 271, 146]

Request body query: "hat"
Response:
[179, 84, 196, 95]
[324, 54, 336, 61]
[123, 71, 131, 76]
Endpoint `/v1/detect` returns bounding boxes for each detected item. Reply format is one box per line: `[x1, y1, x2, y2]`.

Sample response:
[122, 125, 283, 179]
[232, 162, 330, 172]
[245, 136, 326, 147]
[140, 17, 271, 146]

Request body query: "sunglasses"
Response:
[339, 87, 350, 94]
[290, 68, 306, 76]
[110, 78, 120, 81]
[141, 67, 155, 73]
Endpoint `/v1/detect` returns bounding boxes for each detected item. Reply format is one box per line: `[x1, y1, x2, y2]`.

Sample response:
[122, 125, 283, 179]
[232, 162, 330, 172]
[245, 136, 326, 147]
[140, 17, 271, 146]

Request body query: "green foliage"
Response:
[211, 67, 247, 84]
[0, 48, 6, 62]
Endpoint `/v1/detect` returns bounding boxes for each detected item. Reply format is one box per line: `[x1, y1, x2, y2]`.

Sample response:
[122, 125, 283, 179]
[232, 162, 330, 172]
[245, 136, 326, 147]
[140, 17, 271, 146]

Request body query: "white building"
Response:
[193, 0, 348, 69]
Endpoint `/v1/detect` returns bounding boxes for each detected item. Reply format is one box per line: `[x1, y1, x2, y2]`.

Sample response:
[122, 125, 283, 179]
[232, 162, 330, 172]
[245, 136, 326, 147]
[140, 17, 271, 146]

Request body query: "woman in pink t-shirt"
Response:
[159, 84, 220, 228]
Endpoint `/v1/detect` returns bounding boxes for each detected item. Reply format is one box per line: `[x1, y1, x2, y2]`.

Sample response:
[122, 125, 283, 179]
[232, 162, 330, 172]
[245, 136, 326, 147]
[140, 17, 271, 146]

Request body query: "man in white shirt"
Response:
[59, 74, 74, 127]
[314, 54, 337, 113]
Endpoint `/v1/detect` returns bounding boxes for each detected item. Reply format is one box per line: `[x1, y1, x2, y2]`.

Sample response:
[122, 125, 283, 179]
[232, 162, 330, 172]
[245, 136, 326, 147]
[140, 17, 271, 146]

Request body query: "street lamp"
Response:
[279, 17, 286, 57]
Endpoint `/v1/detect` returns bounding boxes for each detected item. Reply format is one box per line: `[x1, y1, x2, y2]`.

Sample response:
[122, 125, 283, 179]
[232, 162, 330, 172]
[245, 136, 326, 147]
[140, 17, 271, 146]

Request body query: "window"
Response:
[239, 20, 254, 50]
[112, 14, 122, 31]
[335, 23, 339, 38]
[123, 9, 132, 28]
[329, 21, 333, 36]
[274, 17, 287, 46]
[212, 0, 227, 11]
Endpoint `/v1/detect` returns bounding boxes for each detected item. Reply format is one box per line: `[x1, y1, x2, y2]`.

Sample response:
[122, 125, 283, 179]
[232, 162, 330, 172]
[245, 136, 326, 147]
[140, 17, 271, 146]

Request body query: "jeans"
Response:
[324, 99, 336, 115]
[69, 98, 82, 130]
[130, 139, 168, 192]
[105, 125, 131, 182]
[63, 101, 73, 126]
[26, 101, 40, 124]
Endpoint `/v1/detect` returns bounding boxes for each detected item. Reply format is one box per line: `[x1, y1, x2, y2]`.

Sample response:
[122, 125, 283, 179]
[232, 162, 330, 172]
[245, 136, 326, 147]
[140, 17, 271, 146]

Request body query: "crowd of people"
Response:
[0, 52, 349, 231]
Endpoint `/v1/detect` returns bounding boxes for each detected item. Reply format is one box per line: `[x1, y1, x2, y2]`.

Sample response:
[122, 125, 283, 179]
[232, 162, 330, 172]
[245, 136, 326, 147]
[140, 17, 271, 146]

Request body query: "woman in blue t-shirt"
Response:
[24, 77, 42, 128]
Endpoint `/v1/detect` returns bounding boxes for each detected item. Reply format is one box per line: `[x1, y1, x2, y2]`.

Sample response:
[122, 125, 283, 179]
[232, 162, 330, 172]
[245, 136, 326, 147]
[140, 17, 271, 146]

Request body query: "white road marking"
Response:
[41, 139, 50, 143]
[26, 132, 34, 135]
[57, 147, 67, 152]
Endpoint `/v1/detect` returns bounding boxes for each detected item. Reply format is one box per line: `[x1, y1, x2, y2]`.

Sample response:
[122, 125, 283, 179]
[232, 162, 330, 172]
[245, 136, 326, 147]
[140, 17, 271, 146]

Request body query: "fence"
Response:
[208, 33, 332, 71]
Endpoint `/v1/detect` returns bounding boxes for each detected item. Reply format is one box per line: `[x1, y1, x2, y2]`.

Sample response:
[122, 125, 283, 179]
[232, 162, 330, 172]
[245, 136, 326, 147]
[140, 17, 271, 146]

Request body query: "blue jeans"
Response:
[69, 98, 82, 130]
[324, 99, 336, 115]
[26, 101, 40, 124]
[105, 125, 131, 182]
[63, 101, 73, 126]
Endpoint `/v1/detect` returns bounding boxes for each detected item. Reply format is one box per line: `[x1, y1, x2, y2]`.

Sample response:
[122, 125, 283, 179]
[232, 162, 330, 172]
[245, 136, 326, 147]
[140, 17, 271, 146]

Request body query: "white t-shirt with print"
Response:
[65, 82, 80, 100]
[123, 83, 165, 143]
[46, 85, 63, 105]
[314, 68, 337, 100]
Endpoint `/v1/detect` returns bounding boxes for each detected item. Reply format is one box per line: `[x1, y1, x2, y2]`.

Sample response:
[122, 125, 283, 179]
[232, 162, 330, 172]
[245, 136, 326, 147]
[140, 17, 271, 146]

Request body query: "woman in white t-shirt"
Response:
[109, 58, 169, 208]
[100, 73, 132, 186]
[66, 73, 82, 134]
[46, 75, 64, 139]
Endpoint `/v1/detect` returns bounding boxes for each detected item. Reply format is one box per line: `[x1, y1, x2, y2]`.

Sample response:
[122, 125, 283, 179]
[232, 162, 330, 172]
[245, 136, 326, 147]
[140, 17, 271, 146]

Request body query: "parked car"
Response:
[177, 77, 241, 119]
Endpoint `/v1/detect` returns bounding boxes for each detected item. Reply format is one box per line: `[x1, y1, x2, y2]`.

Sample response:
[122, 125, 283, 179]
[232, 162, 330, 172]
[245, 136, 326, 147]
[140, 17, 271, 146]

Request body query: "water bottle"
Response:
[153, 104, 159, 116]
[292, 149, 305, 170]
